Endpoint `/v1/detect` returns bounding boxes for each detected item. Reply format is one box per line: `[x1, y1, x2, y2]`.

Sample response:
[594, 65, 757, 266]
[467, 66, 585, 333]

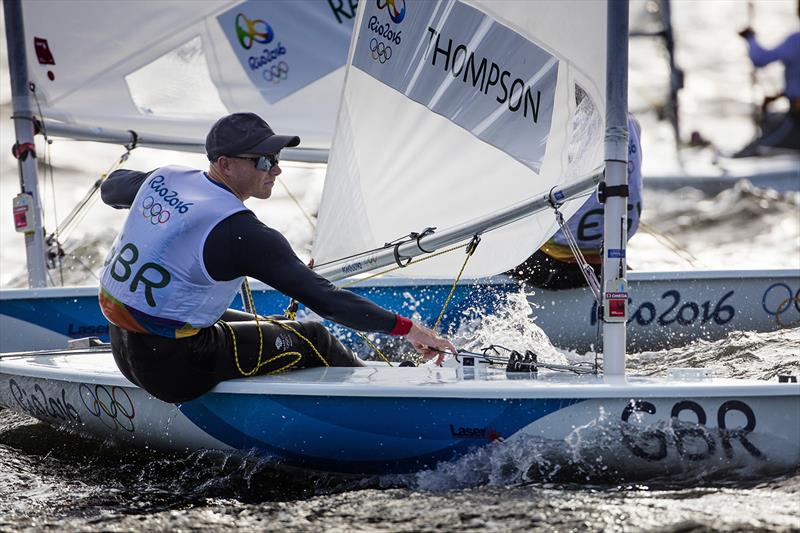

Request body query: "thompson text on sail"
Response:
[425, 27, 543, 122]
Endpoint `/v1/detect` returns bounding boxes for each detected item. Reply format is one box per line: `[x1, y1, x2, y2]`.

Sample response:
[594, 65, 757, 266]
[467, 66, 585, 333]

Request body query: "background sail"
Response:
[314, 0, 607, 278]
[20, 0, 356, 149]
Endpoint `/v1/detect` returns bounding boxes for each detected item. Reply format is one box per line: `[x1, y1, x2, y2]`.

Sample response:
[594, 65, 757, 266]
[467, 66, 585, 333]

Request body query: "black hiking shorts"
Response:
[109, 310, 362, 403]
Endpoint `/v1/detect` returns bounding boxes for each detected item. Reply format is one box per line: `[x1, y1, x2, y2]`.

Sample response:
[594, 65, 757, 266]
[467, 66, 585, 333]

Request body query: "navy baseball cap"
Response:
[206, 113, 300, 161]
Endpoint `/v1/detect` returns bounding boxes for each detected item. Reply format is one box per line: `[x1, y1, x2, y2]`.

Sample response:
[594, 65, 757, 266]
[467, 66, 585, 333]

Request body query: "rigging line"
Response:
[277, 177, 315, 229]
[548, 197, 601, 302]
[638, 220, 700, 267]
[354, 331, 393, 366]
[29, 84, 64, 284]
[50, 145, 133, 243]
[336, 241, 469, 365]
[433, 234, 480, 334]
[66, 252, 100, 282]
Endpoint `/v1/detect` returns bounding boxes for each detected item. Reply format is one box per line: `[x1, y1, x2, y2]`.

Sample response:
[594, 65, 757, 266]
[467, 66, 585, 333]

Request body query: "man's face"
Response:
[226, 153, 281, 200]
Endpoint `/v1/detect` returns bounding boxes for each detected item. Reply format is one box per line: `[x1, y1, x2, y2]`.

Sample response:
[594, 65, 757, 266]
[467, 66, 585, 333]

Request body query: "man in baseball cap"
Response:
[205, 112, 300, 162]
[97, 112, 456, 404]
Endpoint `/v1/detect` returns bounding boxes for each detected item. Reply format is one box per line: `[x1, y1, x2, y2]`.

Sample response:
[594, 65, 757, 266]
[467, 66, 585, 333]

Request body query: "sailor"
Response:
[734, 8, 800, 157]
[98, 112, 456, 403]
[507, 114, 643, 289]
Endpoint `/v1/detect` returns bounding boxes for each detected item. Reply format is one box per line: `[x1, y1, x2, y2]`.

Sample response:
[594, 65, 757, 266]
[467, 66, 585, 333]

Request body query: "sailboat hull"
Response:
[2, 270, 798, 353]
[1, 350, 798, 476]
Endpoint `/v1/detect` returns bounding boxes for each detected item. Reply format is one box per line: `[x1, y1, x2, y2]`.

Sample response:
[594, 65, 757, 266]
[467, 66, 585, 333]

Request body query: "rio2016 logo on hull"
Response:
[236, 13, 274, 49]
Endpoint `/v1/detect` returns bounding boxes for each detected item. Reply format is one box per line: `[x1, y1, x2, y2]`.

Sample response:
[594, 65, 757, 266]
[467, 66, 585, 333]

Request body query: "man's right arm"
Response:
[100, 169, 153, 208]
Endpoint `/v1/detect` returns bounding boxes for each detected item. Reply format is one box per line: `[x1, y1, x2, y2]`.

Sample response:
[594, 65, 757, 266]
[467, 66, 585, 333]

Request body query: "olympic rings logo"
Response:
[235, 13, 273, 50]
[142, 196, 171, 225]
[377, 0, 406, 24]
[761, 283, 800, 327]
[79, 383, 136, 433]
[263, 61, 289, 83]
[370, 38, 392, 63]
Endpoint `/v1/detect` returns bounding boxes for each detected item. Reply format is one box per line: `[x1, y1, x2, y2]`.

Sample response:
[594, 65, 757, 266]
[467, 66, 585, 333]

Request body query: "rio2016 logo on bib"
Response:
[235, 13, 274, 49]
[377, 0, 406, 24]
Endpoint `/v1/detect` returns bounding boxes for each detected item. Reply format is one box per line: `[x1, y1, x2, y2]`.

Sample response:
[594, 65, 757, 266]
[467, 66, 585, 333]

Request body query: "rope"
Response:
[638, 221, 701, 268]
[550, 204, 601, 302]
[53, 146, 134, 242]
[223, 278, 329, 377]
[277, 177, 316, 229]
[332, 237, 475, 364]
[29, 84, 62, 283]
[355, 332, 393, 366]
[433, 235, 480, 333]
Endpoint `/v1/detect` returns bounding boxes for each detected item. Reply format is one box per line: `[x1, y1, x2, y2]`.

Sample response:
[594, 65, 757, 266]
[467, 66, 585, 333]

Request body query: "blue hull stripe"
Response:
[180, 394, 582, 474]
[1, 284, 514, 345]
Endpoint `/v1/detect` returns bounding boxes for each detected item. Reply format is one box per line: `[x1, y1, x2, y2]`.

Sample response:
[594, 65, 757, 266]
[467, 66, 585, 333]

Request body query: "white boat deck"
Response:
[1, 349, 797, 399]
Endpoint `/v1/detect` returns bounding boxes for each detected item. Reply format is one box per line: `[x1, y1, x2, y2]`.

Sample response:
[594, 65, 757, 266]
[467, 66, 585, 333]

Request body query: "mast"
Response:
[660, 0, 683, 150]
[4, 0, 47, 287]
[602, 0, 630, 378]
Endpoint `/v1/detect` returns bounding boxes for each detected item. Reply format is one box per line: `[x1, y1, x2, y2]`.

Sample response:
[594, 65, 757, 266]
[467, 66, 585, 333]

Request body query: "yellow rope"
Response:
[355, 331, 393, 366]
[284, 299, 298, 320]
[253, 238, 475, 369]
[262, 318, 330, 367]
[433, 239, 479, 333]
[333, 237, 479, 361]
[220, 320, 303, 376]
[223, 278, 329, 377]
[277, 178, 316, 229]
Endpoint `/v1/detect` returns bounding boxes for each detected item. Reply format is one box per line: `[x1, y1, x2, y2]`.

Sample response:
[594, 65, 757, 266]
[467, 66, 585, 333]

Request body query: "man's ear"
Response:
[216, 156, 231, 174]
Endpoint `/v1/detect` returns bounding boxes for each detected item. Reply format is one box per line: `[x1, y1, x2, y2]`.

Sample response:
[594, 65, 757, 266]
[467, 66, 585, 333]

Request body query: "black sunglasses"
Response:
[227, 153, 280, 171]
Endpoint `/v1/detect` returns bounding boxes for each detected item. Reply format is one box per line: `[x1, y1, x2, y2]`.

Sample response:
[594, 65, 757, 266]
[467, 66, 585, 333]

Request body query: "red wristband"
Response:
[390, 315, 413, 336]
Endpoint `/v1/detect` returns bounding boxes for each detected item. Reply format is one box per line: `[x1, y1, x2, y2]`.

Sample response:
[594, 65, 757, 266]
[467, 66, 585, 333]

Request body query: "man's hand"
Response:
[405, 321, 457, 365]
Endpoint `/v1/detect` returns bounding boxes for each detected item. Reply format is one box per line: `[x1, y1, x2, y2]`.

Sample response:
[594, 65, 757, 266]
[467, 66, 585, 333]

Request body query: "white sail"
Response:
[314, 0, 607, 278]
[20, 0, 357, 149]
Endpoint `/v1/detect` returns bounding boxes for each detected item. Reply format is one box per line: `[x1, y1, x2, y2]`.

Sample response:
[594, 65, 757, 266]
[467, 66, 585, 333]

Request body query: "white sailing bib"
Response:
[100, 166, 248, 330]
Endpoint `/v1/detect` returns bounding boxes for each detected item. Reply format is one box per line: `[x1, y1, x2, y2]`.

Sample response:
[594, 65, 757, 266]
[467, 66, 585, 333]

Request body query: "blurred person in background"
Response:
[734, 3, 800, 156]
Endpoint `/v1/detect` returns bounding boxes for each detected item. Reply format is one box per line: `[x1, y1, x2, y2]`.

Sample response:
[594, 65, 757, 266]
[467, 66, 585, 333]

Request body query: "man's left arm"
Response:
[100, 169, 152, 209]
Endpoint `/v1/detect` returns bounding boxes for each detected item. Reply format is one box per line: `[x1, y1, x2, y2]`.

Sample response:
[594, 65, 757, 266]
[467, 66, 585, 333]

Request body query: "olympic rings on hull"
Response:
[79, 383, 136, 433]
[369, 38, 392, 63]
[142, 196, 171, 225]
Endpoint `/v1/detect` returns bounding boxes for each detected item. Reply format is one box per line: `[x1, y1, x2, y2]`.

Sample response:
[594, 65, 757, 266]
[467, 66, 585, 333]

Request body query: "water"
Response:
[2, 1, 800, 531]
[2, 327, 799, 532]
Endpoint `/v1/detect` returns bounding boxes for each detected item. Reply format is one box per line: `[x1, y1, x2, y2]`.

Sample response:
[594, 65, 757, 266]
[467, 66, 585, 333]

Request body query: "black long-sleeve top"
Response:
[101, 169, 401, 334]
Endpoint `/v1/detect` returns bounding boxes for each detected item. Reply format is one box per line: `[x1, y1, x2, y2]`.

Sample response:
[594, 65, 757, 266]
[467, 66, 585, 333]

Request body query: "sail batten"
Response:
[314, 0, 607, 279]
